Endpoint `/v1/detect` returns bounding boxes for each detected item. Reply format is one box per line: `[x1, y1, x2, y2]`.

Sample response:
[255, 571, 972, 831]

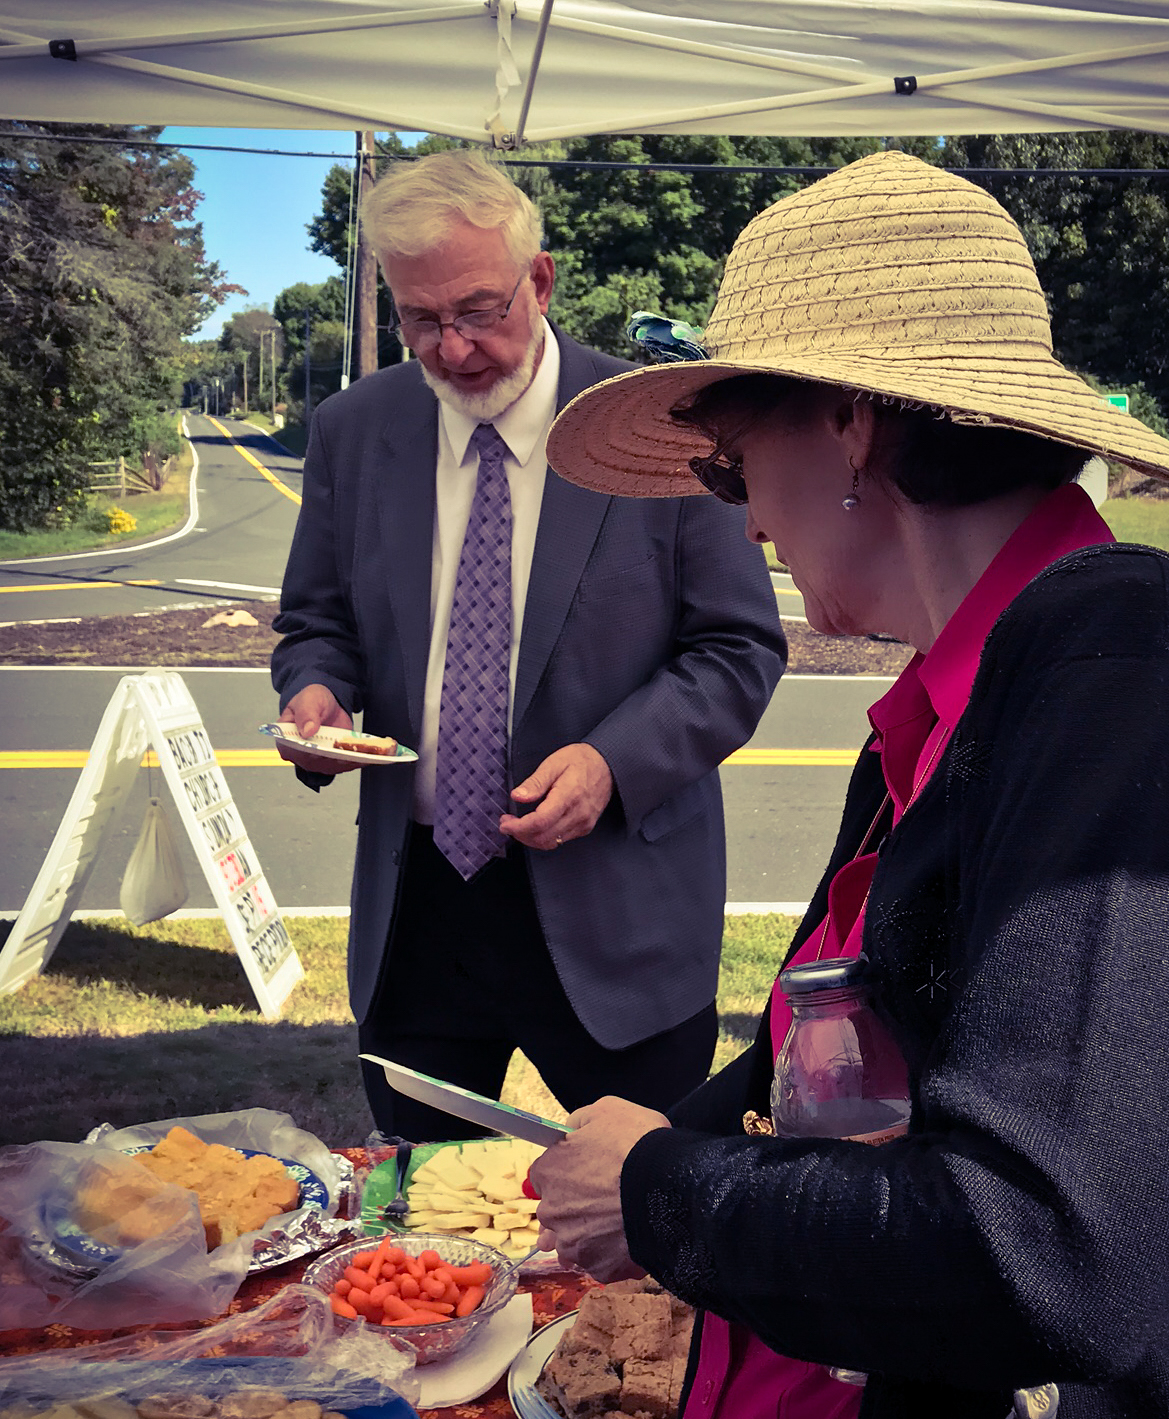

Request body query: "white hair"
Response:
[359, 148, 543, 267]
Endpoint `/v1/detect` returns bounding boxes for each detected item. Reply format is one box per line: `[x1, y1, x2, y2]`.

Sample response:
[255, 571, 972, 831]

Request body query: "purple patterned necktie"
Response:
[434, 423, 513, 879]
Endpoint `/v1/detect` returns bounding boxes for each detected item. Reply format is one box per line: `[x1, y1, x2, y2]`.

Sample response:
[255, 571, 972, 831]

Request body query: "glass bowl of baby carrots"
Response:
[302, 1230, 518, 1364]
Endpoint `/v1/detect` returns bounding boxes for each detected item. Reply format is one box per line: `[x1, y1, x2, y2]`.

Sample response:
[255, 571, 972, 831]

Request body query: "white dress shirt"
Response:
[412, 319, 561, 823]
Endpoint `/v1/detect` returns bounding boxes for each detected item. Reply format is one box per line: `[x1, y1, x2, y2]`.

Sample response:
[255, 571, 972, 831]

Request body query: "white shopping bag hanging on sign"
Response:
[0, 670, 303, 1019]
[119, 797, 189, 926]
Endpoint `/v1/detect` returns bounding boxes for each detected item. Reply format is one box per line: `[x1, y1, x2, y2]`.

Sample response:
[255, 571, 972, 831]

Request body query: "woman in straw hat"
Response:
[529, 150, 1169, 1418]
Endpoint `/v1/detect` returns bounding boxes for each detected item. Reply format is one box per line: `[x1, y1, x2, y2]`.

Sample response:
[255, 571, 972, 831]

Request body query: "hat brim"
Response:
[547, 351, 1169, 498]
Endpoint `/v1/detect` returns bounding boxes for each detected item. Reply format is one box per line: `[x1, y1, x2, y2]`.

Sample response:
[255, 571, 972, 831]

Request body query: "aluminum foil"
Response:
[243, 1150, 361, 1272]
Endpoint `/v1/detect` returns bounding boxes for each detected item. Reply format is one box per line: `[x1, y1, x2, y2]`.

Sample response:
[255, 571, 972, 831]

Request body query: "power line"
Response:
[1, 129, 1168, 178]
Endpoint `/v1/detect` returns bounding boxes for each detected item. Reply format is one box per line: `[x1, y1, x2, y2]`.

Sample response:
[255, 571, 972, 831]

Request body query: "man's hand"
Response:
[276, 683, 358, 775]
[500, 743, 613, 850]
[530, 1097, 669, 1281]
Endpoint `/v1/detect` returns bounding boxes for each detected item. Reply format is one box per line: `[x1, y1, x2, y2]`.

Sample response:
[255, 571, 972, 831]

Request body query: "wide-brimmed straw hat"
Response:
[546, 149, 1169, 498]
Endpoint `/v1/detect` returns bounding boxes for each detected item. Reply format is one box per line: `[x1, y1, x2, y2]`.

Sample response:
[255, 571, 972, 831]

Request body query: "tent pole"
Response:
[513, 0, 556, 147]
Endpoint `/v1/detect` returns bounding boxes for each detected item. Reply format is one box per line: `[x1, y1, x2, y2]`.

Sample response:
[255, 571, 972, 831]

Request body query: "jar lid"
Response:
[779, 956, 869, 995]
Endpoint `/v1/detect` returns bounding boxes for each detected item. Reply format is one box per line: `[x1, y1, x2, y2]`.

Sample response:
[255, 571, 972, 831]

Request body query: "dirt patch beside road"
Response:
[0, 601, 913, 675]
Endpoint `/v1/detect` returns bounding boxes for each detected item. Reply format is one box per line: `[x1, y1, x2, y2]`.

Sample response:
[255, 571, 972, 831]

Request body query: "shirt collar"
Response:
[870, 481, 1115, 740]
[440, 318, 560, 467]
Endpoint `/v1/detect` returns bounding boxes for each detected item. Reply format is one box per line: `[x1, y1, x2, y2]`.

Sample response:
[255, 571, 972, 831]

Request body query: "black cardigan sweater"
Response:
[623, 544, 1169, 1418]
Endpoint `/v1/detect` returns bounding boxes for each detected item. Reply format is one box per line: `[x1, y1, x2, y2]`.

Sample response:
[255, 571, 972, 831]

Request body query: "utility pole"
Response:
[258, 337, 264, 418]
[270, 330, 278, 421]
[303, 310, 312, 428]
[354, 130, 379, 380]
[242, 356, 249, 414]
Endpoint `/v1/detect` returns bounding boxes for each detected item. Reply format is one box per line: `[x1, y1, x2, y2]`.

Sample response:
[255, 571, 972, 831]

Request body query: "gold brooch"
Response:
[742, 1111, 774, 1136]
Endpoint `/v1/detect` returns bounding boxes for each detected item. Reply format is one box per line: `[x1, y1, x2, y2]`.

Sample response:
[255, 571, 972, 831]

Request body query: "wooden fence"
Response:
[87, 454, 176, 497]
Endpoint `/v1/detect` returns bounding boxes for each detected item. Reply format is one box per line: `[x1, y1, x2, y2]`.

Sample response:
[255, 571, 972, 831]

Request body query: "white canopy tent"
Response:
[2, 2, 1169, 146]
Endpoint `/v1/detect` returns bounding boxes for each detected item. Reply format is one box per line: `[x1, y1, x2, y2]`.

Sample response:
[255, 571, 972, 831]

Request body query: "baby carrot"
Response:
[330, 1295, 359, 1320]
[345, 1265, 376, 1292]
[455, 1284, 485, 1318]
[446, 1262, 493, 1286]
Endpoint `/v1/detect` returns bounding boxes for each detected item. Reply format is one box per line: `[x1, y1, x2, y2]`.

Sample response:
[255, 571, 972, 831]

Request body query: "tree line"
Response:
[0, 122, 240, 530]
[4, 125, 1168, 531]
[307, 131, 1169, 442]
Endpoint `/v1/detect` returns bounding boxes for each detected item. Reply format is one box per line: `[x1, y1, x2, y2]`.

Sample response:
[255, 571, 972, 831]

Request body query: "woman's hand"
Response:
[530, 1096, 670, 1282]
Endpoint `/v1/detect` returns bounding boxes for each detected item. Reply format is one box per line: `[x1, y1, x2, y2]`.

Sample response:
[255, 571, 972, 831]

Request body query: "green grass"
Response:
[268, 422, 308, 458]
[1098, 495, 1169, 552]
[0, 440, 193, 561]
[0, 912, 798, 1148]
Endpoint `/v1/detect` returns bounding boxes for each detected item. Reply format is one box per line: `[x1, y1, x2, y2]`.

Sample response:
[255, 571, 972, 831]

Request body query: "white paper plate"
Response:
[507, 1310, 578, 1419]
[417, 1292, 533, 1408]
[260, 723, 418, 766]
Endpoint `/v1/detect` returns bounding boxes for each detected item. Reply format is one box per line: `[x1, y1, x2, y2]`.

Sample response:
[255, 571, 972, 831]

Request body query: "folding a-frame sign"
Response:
[0, 670, 303, 1019]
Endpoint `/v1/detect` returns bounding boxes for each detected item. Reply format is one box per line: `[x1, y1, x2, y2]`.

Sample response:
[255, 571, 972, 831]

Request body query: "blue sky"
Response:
[162, 127, 374, 342]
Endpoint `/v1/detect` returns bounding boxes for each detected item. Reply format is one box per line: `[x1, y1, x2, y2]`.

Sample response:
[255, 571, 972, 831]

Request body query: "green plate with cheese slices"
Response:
[360, 1137, 547, 1264]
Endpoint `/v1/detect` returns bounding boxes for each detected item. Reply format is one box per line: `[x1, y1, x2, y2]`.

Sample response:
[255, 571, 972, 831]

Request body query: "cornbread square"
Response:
[619, 1361, 671, 1419]
[542, 1350, 622, 1418]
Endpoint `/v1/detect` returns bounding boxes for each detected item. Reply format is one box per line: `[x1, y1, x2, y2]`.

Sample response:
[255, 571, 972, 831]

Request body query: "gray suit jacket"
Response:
[272, 326, 786, 1048]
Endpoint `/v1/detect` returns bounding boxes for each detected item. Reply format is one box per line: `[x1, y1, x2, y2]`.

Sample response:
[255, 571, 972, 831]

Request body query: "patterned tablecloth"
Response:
[0, 1148, 599, 1419]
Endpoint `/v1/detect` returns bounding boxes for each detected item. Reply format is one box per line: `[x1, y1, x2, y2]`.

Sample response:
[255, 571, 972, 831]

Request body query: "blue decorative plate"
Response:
[45, 1148, 327, 1269]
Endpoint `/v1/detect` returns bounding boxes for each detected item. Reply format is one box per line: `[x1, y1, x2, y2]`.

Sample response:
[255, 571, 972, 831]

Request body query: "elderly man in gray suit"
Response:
[272, 149, 785, 1142]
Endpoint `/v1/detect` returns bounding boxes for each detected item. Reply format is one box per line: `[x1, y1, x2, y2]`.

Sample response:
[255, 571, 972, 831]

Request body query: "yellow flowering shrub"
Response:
[106, 506, 137, 535]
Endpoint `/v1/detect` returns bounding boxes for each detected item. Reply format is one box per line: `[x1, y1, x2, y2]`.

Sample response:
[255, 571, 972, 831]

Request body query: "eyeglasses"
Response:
[688, 427, 750, 505]
[391, 273, 526, 350]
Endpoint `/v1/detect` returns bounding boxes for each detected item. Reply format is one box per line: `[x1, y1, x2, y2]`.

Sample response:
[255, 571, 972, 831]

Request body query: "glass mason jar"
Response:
[771, 956, 910, 1143]
[770, 955, 911, 1388]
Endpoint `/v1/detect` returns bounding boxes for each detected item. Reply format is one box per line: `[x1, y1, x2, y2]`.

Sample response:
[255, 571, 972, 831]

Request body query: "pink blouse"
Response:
[685, 484, 1114, 1419]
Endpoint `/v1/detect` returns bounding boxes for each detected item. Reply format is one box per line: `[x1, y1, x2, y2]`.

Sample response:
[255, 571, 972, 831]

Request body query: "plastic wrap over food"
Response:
[0, 1284, 421, 1412]
[85, 1108, 361, 1272]
[0, 1140, 251, 1330]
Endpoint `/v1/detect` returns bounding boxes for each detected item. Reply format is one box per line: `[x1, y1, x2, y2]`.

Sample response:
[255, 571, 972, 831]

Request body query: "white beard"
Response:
[420, 329, 543, 422]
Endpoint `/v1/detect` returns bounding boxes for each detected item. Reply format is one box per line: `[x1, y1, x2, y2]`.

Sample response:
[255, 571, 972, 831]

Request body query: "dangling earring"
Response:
[842, 456, 862, 511]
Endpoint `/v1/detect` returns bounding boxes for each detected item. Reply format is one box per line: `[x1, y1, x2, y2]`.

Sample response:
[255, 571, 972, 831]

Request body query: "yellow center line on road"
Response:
[207, 416, 302, 505]
[0, 580, 162, 595]
[774, 586, 801, 597]
[0, 747, 860, 770]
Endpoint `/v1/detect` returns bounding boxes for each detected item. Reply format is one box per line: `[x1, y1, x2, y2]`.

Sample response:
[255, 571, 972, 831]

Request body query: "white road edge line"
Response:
[0, 420, 202, 568]
[177, 579, 282, 595]
[0, 902, 811, 921]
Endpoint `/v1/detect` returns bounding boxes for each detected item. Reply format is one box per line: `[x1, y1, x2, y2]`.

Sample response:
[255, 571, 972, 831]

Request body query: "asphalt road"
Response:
[0, 414, 884, 917]
[0, 415, 304, 625]
[0, 666, 889, 914]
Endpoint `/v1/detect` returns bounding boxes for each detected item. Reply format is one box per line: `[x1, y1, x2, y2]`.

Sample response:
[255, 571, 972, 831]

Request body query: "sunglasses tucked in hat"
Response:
[546, 149, 1169, 498]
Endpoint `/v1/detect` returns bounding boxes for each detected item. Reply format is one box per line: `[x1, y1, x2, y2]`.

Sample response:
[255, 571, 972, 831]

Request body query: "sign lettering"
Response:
[182, 765, 229, 814]
[217, 842, 258, 895]
[249, 916, 294, 979]
[200, 803, 243, 853]
[165, 726, 214, 771]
